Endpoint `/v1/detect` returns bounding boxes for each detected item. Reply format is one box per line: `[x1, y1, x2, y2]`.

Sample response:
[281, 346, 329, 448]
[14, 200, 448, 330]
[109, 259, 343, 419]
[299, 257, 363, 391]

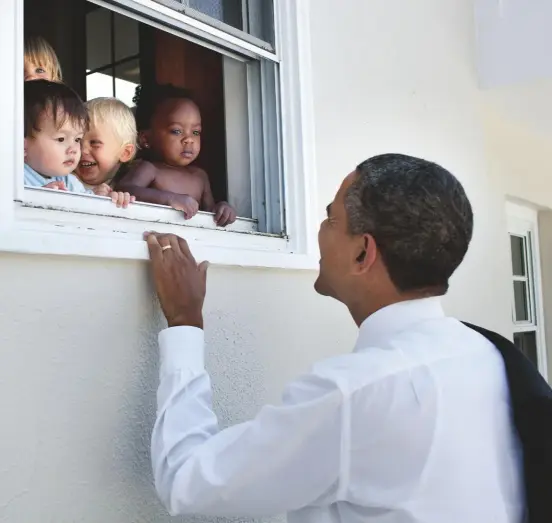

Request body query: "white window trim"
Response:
[114, 0, 277, 60]
[0, 0, 319, 271]
[506, 201, 548, 379]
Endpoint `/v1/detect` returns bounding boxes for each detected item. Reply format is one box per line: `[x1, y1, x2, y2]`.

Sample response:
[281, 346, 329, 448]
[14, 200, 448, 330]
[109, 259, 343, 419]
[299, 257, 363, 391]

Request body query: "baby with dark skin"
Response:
[117, 84, 236, 227]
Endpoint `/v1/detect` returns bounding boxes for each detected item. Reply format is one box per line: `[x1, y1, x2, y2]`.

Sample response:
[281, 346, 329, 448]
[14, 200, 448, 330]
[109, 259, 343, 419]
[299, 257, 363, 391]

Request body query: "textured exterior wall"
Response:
[1, 0, 551, 522]
[480, 80, 552, 378]
[0, 254, 352, 523]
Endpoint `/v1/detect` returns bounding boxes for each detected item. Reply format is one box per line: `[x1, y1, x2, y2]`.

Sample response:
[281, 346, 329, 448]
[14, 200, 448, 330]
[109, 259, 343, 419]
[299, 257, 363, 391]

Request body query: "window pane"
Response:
[86, 70, 114, 100]
[513, 331, 538, 368]
[223, 55, 251, 217]
[160, 0, 274, 44]
[513, 281, 529, 322]
[114, 59, 140, 108]
[510, 235, 526, 276]
[86, 7, 112, 71]
[189, 0, 246, 31]
[114, 12, 139, 61]
[245, 0, 274, 43]
[190, 0, 225, 22]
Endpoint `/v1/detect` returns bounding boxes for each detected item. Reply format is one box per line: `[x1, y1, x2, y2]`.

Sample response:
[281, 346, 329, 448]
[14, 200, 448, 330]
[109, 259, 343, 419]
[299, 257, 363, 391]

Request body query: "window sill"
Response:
[19, 187, 261, 234]
[0, 190, 319, 270]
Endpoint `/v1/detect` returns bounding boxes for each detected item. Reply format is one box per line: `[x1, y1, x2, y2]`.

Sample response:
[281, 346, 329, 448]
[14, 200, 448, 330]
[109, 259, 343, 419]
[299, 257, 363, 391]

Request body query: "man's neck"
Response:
[349, 291, 438, 327]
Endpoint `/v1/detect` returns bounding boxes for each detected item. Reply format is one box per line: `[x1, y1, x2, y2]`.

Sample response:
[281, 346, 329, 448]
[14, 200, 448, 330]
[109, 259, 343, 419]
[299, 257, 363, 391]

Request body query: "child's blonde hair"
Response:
[86, 97, 137, 161]
[24, 36, 63, 83]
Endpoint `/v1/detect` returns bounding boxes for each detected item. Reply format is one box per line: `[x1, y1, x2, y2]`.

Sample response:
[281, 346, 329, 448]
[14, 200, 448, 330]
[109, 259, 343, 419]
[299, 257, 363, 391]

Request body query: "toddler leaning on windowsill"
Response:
[23, 80, 133, 208]
[75, 97, 138, 197]
[116, 83, 236, 226]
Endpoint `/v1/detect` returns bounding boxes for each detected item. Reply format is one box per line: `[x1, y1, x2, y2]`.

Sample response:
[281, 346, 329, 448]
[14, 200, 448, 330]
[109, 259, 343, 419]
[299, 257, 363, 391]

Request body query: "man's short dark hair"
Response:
[24, 80, 89, 137]
[133, 83, 196, 131]
[345, 153, 473, 295]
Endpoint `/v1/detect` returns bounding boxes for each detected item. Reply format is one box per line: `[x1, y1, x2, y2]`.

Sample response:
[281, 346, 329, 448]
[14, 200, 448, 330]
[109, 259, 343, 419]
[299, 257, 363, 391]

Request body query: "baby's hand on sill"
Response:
[109, 191, 135, 209]
[92, 184, 134, 208]
[169, 195, 199, 220]
[43, 181, 67, 191]
[214, 201, 237, 227]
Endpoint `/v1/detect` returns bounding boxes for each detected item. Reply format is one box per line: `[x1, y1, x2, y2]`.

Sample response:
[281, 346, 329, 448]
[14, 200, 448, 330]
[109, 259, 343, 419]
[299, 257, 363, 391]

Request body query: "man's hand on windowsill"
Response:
[145, 232, 209, 330]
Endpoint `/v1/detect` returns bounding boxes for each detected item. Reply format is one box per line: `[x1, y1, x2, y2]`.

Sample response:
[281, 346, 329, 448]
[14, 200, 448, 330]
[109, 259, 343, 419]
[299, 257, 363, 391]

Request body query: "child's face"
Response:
[25, 110, 84, 177]
[76, 121, 134, 186]
[24, 59, 53, 82]
[144, 98, 201, 168]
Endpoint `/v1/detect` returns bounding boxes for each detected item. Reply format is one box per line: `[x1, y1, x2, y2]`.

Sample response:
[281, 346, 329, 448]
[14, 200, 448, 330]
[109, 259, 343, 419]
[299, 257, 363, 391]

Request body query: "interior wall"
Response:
[154, 31, 228, 204]
[24, 0, 87, 96]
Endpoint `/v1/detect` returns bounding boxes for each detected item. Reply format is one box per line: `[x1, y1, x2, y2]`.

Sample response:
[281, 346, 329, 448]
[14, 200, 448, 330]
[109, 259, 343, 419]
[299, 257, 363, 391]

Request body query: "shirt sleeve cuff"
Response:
[158, 326, 205, 378]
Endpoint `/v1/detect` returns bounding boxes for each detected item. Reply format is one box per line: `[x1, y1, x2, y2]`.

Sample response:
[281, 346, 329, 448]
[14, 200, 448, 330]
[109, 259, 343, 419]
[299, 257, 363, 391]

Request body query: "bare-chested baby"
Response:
[117, 83, 236, 227]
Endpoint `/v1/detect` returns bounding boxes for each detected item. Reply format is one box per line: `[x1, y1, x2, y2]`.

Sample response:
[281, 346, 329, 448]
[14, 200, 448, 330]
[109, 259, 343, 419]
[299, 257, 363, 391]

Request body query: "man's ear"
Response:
[119, 143, 136, 163]
[354, 234, 377, 273]
[24, 137, 28, 159]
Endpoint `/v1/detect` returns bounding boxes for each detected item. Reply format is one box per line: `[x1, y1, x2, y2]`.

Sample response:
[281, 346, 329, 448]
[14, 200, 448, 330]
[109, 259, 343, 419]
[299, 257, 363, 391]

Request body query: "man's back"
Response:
[151, 296, 524, 523]
[293, 298, 524, 523]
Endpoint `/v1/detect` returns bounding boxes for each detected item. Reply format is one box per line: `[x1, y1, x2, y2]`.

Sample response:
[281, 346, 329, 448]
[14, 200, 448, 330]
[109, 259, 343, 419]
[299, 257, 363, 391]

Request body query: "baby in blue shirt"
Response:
[24, 80, 132, 207]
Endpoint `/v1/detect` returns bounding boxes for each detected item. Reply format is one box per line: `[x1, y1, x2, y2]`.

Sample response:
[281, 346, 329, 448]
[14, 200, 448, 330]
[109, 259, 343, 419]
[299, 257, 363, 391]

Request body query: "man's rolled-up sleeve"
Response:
[152, 326, 347, 518]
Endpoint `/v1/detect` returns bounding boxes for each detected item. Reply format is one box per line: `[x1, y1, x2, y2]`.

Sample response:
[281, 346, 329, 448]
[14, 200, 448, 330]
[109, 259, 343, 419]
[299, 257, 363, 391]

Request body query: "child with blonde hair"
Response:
[24, 35, 63, 82]
[76, 97, 137, 201]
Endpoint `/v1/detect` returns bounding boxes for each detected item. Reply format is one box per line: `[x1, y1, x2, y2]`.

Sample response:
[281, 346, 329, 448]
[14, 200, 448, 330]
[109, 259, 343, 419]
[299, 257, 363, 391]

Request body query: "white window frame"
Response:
[506, 201, 548, 379]
[154, 0, 275, 52]
[0, 0, 319, 271]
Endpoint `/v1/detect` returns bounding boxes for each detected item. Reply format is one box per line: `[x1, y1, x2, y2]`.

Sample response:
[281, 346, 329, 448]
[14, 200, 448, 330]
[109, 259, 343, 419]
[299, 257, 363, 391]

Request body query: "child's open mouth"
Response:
[79, 161, 97, 168]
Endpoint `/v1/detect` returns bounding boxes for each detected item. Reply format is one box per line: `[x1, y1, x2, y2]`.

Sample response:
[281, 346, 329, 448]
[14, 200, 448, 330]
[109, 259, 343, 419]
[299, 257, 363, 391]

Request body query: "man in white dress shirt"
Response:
[146, 153, 524, 522]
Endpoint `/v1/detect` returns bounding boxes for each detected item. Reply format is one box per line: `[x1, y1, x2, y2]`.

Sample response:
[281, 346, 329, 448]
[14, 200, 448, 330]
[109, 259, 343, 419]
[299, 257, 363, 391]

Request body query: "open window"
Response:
[3, 0, 317, 268]
[23, 0, 285, 230]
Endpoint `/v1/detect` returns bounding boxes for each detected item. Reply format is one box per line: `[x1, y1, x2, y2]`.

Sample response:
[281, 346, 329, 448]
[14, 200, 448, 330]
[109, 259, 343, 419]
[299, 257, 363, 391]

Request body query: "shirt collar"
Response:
[354, 297, 445, 351]
[24, 163, 48, 181]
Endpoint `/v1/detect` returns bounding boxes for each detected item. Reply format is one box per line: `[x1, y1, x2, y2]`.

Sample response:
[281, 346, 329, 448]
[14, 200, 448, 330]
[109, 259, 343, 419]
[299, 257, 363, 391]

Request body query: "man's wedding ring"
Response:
[162, 245, 172, 251]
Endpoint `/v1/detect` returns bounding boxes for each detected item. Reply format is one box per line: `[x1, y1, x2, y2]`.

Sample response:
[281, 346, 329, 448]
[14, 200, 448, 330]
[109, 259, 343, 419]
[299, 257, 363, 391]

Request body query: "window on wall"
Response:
[9, 0, 316, 268]
[510, 233, 539, 362]
[507, 202, 548, 378]
[22, 0, 284, 231]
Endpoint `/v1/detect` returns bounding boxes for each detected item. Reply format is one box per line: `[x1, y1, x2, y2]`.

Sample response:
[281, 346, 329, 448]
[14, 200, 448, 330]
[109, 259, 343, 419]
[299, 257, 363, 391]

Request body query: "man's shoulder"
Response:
[311, 318, 500, 396]
[310, 350, 403, 397]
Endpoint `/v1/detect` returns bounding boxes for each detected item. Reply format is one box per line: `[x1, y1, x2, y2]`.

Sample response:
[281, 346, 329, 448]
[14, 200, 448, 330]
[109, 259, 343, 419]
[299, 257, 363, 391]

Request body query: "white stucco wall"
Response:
[479, 79, 552, 379]
[1, 1, 550, 522]
[480, 80, 552, 208]
[475, 0, 552, 87]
